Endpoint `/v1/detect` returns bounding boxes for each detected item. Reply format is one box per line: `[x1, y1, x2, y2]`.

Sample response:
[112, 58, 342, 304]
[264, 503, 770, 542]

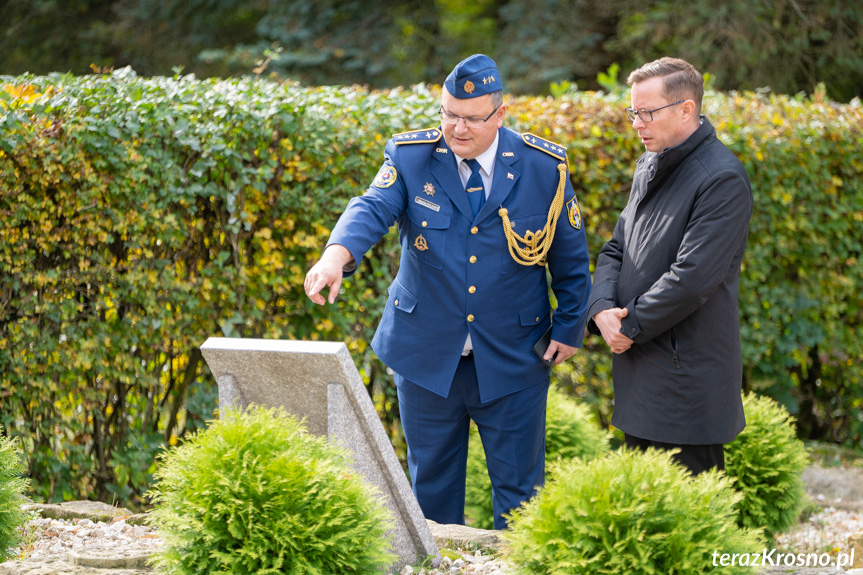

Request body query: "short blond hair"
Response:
[627, 57, 704, 115]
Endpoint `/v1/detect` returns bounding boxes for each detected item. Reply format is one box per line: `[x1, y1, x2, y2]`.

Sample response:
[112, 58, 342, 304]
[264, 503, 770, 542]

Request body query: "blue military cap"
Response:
[444, 54, 503, 99]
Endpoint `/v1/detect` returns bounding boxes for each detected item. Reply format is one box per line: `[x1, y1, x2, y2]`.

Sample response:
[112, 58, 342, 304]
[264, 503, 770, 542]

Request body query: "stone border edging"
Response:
[21, 501, 148, 525]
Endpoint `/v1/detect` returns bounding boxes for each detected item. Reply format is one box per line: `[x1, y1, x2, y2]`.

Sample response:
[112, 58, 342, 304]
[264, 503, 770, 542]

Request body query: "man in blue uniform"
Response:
[304, 54, 591, 528]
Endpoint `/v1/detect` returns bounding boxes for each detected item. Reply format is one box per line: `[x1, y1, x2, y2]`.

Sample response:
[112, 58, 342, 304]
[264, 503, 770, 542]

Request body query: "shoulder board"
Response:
[393, 127, 442, 145]
[522, 133, 567, 161]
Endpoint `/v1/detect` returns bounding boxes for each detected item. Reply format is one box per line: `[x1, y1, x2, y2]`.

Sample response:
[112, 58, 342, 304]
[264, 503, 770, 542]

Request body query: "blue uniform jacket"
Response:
[327, 126, 591, 402]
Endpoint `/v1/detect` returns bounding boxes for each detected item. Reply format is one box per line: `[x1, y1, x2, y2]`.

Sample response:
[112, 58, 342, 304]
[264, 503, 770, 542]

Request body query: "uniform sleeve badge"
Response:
[566, 196, 582, 230]
[372, 165, 398, 188]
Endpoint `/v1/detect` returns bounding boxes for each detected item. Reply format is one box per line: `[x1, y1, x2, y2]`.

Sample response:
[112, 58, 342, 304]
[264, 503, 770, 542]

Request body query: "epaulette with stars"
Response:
[522, 133, 567, 162]
[393, 127, 442, 144]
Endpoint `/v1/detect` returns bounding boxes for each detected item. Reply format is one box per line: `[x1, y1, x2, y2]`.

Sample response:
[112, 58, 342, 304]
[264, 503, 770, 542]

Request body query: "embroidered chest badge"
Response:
[423, 182, 436, 196]
[414, 234, 429, 251]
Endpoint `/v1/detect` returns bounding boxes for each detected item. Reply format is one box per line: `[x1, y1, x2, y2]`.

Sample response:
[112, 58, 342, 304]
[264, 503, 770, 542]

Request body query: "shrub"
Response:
[0, 425, 29, 561]
[724, 393, 810, 537]
[504, 448, 764, 574]
[544, 385, 612, 463]
[464, 431, 493, 529]
[464, 386, 610, 529]
[146, 406, 396, 575]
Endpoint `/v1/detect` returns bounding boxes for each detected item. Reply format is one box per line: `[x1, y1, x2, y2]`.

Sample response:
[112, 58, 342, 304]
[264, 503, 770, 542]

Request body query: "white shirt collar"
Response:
[454, 132, 499, 176]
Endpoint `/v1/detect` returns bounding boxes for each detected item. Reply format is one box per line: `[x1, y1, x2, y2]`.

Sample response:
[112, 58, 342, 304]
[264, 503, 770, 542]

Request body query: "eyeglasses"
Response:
[625, 100, 685, 122]
[439, 105, 500, 128]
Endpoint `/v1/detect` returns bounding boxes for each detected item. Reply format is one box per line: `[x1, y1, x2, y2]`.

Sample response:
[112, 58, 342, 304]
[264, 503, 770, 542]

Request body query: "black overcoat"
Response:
[587, 117, 752, 444]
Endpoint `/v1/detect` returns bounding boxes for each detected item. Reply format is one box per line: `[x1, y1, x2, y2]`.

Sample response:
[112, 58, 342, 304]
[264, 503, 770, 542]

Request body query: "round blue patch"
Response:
[373, 165, 397, 188]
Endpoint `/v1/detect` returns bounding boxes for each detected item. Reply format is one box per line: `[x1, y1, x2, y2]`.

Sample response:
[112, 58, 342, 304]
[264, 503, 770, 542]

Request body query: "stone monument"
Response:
[199, 337, 440, 571]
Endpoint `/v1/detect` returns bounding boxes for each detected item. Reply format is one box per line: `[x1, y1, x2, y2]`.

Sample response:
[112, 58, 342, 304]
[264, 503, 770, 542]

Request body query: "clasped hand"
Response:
[595, 307, 634, 354]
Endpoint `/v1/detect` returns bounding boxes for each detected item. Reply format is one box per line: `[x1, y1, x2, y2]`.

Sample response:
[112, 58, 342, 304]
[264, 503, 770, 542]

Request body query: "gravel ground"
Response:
[403, 548, 509, 575]
[8, 501, 863, 574]
[11, 515, 508, 574]
[774, 506, 863, 559]
[13, 515, 162, 562]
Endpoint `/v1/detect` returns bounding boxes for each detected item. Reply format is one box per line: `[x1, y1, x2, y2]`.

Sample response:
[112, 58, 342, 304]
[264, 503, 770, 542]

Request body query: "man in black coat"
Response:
[587, 57, 752, 474]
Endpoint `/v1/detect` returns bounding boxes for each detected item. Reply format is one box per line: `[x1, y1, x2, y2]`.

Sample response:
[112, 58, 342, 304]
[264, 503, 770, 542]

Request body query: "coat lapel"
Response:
[479, 129, 519, 222]
[430, 141, 474, 221]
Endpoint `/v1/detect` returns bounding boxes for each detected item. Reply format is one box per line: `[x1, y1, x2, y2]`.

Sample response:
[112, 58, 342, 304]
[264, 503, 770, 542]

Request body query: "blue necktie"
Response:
[464, 159, 486, 218]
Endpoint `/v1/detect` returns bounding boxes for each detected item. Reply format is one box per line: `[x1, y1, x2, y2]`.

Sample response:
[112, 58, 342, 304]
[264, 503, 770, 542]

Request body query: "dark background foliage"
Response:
[1, 0, 861, 101]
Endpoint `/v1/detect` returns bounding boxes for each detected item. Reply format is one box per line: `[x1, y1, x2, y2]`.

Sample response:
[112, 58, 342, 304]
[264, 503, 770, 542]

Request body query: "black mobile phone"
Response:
[532, 325, 556, 366]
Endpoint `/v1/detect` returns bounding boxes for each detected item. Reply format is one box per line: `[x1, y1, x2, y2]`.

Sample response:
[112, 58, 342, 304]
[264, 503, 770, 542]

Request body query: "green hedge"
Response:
[0, 70, 860, 505]
[0, 70, 430, 504]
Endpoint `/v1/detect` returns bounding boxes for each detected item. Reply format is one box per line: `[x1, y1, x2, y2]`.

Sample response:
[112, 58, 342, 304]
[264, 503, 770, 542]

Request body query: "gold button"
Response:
[470, 226, 479, 234]
[394, 299, 399, 306]
[469, 286, 476, 294]
[469, 256, 477, 263]
[536, 317, 540, 322]
[422, 221, 428, 227]
[467, 314, 475, 322]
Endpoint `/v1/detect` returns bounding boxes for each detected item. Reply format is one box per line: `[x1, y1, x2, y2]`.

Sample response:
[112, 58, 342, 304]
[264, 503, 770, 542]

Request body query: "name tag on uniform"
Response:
[414, 196, 440, 212]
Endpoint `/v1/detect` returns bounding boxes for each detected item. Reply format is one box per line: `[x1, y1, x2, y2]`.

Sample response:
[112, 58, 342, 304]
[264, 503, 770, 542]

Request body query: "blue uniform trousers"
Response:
[396, 353, 549, 529]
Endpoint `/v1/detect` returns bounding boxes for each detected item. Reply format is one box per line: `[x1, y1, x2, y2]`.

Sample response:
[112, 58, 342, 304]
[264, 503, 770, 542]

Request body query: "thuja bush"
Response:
[0, 426, 29, 561]
[725, 393, 810, 537]
[465, 386, 610, 528]
[504, 448, 764, 574]
[544, 384, 611, 463]
[146, 406, 395, 575]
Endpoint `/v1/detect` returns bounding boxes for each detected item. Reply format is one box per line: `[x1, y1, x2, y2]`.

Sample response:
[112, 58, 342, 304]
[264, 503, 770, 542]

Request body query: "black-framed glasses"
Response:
[625, 100, 685, 122]
[439, 105, 500, 128]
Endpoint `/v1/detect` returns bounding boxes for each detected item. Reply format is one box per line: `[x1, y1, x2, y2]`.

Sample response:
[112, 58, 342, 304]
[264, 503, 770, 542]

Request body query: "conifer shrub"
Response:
[0, 426, 29, 561]
[724, 393, 810, 537]
[544, 385, 611, 464]
[464, 386, 610, 529]
[146, 406, 396, 575]
[504, 448, 764, 574]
